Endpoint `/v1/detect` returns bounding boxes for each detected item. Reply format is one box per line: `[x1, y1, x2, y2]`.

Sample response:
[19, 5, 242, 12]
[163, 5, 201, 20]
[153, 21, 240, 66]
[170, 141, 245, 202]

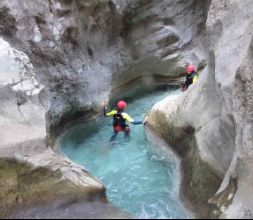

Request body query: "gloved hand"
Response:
[103, 100, 109, 109]
[143, 116, 148, 125]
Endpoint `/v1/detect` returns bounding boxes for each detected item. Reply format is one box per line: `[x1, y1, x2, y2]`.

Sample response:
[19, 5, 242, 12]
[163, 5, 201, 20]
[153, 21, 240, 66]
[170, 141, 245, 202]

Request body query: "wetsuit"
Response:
[185, 73, 194, 86]
[104, 108, 142, 141]
[182, 65, 196, 91]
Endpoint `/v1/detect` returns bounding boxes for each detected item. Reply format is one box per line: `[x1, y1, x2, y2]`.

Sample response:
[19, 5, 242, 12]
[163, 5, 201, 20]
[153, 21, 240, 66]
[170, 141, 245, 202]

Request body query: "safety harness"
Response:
[113, 112, 126, 128]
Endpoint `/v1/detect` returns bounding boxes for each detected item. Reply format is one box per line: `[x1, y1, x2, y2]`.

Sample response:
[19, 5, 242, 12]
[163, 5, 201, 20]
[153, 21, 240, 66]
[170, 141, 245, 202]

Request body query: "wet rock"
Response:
[0, 150, 105, 219]
[148, 0, 253, 218]
[148, 95, 221, 218]
[10, 201, 131, 219]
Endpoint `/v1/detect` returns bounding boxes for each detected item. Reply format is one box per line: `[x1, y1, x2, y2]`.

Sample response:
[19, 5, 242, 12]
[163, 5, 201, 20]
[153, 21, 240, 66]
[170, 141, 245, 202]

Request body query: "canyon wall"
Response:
[0, 0, 210, 137]
[2, 0, 251, 218]
[148, 0, 253, 218]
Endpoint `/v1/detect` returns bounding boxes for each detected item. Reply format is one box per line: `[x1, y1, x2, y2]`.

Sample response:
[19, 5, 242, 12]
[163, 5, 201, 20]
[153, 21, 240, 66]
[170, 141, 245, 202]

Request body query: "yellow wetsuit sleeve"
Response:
[106, 110, 117, 117]
[122, 113, 134, 123]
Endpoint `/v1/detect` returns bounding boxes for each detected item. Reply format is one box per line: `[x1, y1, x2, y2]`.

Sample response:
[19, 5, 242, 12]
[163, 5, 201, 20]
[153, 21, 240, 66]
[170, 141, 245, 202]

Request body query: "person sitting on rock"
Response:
[103, 100, 144, 141]
[182, 63, 197, 92]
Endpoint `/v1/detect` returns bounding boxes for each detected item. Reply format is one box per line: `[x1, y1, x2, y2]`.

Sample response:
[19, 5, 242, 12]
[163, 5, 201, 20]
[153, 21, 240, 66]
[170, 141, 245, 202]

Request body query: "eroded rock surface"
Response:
[0, 37, 106, 218]
[1, 0, 252, 219]
[0, 0, 210, 137]
[0, 150, 105, 218]
[0, 38, 46, 149]
[148, 0, 253, 218]
[10, 201, 131, 219]
[0, 0, 210, 218]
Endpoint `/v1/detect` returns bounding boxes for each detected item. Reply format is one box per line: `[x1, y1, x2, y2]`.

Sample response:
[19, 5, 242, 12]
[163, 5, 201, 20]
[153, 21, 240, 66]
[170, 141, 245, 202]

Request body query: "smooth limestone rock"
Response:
[10, 201, 131, 219]
[0, 0, 210, 138]
[0, 0, 128, 138]
[148, 0, 253, 218]
[0, 38, 47, 150]
[0, 150, 106, 219]
[112, 0, 210, 96]
[2, 0, 252, 219]
[148, 93, 222, 219]
[0, 38, 108, 218]
[0, 1, 211, 219]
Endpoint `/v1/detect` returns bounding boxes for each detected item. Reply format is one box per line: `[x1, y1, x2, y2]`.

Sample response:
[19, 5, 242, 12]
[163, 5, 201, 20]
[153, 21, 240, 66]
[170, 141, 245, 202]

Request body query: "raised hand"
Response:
[103, 100, 109, 111]
[143, 116, 148, 125]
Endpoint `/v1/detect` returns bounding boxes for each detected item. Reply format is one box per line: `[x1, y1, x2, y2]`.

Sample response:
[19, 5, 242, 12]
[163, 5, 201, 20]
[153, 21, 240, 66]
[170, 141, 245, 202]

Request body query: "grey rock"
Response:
[0, 37, 106, 219]
[0, 38, 47, 149]
[148, 0, 253, 218]
[0, 151, 106, 219]
[0, 0, 210, 137]
[10, 201, 132, 219]
[2, 0, 252, 219]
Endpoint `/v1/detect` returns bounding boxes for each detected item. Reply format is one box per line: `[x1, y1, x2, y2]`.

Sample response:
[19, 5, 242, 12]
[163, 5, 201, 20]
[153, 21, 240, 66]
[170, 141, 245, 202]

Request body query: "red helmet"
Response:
[186, 64, 196, 73]
[117, 100, 127, 110]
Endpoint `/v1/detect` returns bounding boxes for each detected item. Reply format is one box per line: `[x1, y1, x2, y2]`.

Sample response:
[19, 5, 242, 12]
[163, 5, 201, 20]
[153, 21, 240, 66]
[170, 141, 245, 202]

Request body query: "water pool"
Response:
[59, 88, 190, 219]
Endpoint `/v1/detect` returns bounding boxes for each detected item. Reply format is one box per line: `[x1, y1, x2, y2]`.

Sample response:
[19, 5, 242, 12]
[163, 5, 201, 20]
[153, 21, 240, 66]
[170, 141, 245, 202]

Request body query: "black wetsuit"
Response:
[182, 72, 195, 91]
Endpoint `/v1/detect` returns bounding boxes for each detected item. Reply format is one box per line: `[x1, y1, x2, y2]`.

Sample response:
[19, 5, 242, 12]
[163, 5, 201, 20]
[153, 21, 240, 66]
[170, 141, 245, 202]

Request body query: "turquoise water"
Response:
[59, 88, 189, 219]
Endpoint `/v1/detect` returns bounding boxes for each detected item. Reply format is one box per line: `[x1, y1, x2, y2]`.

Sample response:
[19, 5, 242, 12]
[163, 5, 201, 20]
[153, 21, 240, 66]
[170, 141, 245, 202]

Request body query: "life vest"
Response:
[113, 112, 126, 127]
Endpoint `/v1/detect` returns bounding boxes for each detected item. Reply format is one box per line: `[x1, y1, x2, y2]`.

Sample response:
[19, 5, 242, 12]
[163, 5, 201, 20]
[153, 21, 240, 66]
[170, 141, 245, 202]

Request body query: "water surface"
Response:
[59, 88, 189, 219]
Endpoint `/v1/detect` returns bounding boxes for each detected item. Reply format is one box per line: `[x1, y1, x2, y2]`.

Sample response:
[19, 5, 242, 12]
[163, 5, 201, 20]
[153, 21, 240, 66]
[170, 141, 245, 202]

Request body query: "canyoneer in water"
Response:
[103, 100, 145, 141]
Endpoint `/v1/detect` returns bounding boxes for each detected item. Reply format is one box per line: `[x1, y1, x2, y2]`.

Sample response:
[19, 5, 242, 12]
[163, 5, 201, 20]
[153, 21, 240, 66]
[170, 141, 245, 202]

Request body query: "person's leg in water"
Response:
[110, 125, 122, 142]
[124, 126, 130, 139]
[110, 131, 118, 142]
